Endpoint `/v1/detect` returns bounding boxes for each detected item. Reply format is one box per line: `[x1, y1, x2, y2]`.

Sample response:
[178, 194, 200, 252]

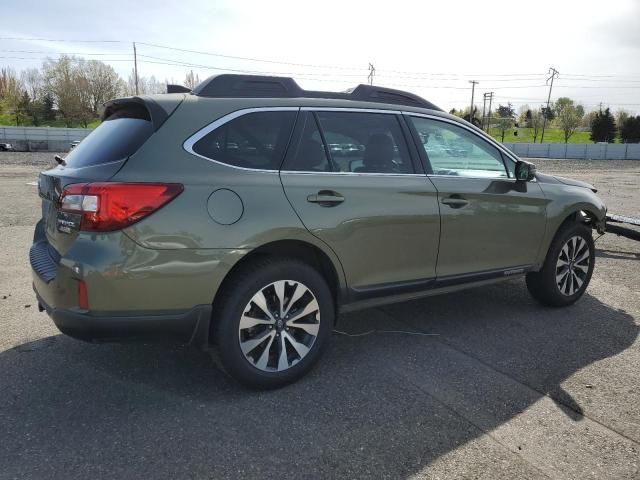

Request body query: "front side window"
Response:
[314, 111, 414, 174]
[410, 116, 509, 178]
[192, 111, 296, 170]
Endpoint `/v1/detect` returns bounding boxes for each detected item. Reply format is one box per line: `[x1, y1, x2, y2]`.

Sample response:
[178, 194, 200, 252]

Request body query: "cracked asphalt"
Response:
[1, 153, 639, 479]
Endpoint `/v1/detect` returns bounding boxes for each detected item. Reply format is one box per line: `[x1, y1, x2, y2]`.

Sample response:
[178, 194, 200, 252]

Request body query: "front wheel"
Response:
[526, 221, 595, 307]
[213, 258, 334, 389]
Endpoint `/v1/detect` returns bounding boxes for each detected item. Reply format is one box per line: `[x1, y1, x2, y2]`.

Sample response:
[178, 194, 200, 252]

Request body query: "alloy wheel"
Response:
[238, 280, 320, 372]
[555, 235, 590, 296]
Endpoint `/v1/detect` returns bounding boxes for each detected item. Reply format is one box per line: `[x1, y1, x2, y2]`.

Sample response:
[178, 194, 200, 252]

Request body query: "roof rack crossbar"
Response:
[191, 74, 442, 111]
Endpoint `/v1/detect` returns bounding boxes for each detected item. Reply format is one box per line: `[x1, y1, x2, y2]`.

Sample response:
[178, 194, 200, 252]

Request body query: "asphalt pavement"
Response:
[1, 153, 639, 479]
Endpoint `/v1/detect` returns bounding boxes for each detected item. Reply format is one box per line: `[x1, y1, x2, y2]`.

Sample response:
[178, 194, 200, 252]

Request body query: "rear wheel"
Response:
[213, 257, 334, 389]
[526, 221, 595, 307]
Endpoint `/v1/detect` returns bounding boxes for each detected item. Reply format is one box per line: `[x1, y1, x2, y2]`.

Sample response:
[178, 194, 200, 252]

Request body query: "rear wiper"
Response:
[54, 155, 66, 166]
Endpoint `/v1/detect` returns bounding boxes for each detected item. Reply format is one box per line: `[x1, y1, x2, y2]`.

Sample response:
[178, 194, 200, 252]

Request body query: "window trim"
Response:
[183, 107, 300, 173]
[404, 113, 519, 181]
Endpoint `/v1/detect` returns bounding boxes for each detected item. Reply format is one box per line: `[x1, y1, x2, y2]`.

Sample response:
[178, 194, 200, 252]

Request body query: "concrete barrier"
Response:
[503, 142, 640, 160]
[0, 126, 92, 152]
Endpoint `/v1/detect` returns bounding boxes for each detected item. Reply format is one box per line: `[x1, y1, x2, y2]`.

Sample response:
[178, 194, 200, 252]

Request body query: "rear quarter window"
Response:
[63, 110, 154, 169]
[191, 111, 297, 170]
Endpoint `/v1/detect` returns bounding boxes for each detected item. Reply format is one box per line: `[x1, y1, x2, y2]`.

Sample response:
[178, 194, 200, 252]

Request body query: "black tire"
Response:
[526, 221, 595, 307]
[212, 256, 334, 389]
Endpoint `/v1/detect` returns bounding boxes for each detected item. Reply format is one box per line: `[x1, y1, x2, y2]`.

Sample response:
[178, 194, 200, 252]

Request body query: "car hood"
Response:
[535, 172, 597, 193]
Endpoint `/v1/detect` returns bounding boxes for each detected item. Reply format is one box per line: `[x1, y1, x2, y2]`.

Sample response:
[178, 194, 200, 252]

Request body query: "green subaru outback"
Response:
[31, 74, 606, 388]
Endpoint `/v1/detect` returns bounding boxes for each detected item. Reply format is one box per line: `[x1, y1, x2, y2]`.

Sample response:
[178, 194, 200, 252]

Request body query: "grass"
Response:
[488, 127, 597, 144]
[0, 112, 100, 129]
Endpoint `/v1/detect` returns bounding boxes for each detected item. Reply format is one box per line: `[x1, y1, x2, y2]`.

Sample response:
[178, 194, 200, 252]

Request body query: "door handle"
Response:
[441, 197, 468, 208]
[307, 190, 345, 207]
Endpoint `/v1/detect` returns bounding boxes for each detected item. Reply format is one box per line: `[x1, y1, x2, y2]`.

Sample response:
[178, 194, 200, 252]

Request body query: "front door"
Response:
[280, 110, 440, 297]
[407, 115, 548, 278]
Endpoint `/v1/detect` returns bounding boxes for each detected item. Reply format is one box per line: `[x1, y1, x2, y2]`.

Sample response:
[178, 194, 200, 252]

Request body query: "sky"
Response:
[1, 0, 640, 114]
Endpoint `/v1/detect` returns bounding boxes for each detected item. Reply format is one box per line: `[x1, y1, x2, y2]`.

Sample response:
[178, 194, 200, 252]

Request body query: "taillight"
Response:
[77, 279, 89, 309]
[59, 183, 183, 232]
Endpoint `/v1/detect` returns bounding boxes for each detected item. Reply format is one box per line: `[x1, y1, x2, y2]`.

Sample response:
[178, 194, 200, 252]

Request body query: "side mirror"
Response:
[515, 160, 536, 182]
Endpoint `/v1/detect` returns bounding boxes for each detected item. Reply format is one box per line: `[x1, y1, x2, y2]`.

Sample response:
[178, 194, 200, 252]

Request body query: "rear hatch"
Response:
[37, 98, 171, 255]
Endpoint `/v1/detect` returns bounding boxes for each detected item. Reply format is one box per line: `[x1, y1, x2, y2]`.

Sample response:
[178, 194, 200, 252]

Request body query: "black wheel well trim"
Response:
[209, 239, 345, 343]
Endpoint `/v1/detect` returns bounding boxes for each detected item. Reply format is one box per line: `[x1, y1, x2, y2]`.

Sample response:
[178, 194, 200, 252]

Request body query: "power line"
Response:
[0, 36, 123, 43]
[0, 50, 131, 56]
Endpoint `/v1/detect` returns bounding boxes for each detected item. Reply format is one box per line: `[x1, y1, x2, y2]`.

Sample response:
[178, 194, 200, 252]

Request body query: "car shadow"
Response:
[0, 281, 637, 479]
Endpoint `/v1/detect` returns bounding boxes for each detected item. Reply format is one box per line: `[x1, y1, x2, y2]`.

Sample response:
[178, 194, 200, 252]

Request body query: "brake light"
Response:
[59, 183, 183, 232]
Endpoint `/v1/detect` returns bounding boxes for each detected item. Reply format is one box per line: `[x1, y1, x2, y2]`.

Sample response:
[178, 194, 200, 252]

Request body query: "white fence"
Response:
[0, 126, 92, 152]
[503, 142, 640, 160]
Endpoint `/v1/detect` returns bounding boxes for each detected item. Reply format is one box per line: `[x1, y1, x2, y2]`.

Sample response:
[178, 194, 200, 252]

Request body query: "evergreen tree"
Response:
[620, 116, 640, 143]
[42, 92, 55, 121]
[590, 107, 617, 143]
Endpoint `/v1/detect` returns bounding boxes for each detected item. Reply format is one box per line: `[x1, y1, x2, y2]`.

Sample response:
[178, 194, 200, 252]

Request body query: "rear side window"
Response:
[314, 111, 414, 174]
[64, 112, 153, 169]
[192, 111, 297, 170]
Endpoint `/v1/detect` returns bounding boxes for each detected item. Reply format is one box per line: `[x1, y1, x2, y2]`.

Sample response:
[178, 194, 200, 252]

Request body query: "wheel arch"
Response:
[209, 238, 346, 343]
[537, 205, 602, 267]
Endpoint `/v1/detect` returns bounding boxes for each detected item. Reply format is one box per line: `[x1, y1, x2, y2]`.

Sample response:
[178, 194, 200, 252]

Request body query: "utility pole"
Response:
[367, 63, 376, 86]
[469, 80, 479, 125]
[485, 92, 494, 132]
[481, 93, 487, 131]
[133, 42, 139, 95]
[540, 67, 559, 143]
[482, 92, 493, 131]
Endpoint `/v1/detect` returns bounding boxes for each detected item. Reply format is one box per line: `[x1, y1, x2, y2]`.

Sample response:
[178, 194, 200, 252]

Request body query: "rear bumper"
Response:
[35, 288, 212, 347]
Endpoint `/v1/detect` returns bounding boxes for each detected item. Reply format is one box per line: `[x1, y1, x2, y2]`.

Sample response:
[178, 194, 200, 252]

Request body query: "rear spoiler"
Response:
[102, 96, 180, 131]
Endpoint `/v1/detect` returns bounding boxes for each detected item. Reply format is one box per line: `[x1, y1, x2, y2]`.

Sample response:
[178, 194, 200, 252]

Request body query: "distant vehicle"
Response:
[69, 141, 81, 150]
[0, 143, 15, 151]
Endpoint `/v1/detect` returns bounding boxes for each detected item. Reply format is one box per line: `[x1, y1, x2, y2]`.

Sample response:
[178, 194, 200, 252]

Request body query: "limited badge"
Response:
[56, 211, 81, 234]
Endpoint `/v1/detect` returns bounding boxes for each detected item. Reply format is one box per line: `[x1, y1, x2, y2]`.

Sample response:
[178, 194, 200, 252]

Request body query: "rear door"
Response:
[37, 106, 154, 255]
[407, 114, 547, 278]
[280, 109, 440, 299]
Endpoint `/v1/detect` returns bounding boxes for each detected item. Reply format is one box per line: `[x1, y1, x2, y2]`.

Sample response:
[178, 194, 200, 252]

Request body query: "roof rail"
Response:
[192, 74, 442, 111]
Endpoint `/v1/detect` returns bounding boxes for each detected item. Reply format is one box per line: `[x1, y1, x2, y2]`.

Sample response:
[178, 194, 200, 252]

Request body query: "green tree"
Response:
[462, 106, 481, 127]
[495, 103, 515, 142]
[590, 108, 617, 143]
[554, 97, 584, 143]
[541, 106, 555, 121]
[620, 116, 640, 143]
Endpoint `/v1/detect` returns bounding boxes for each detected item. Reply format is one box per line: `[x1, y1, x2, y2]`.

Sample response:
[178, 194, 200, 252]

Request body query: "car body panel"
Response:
[429, 176, 548, 276]
[281, 170, 441, 290]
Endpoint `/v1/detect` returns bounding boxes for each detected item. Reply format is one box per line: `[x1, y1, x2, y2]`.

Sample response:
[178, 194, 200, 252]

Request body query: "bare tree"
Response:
[124, 71, 166, 95]
[84, 60, 122, 114]
[42, 56, 83, 127]
[530, 108, 544, 143]
[21, 68, 43, 102]
[615, 109, 630, 129]
[184, 70, 201, 89]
